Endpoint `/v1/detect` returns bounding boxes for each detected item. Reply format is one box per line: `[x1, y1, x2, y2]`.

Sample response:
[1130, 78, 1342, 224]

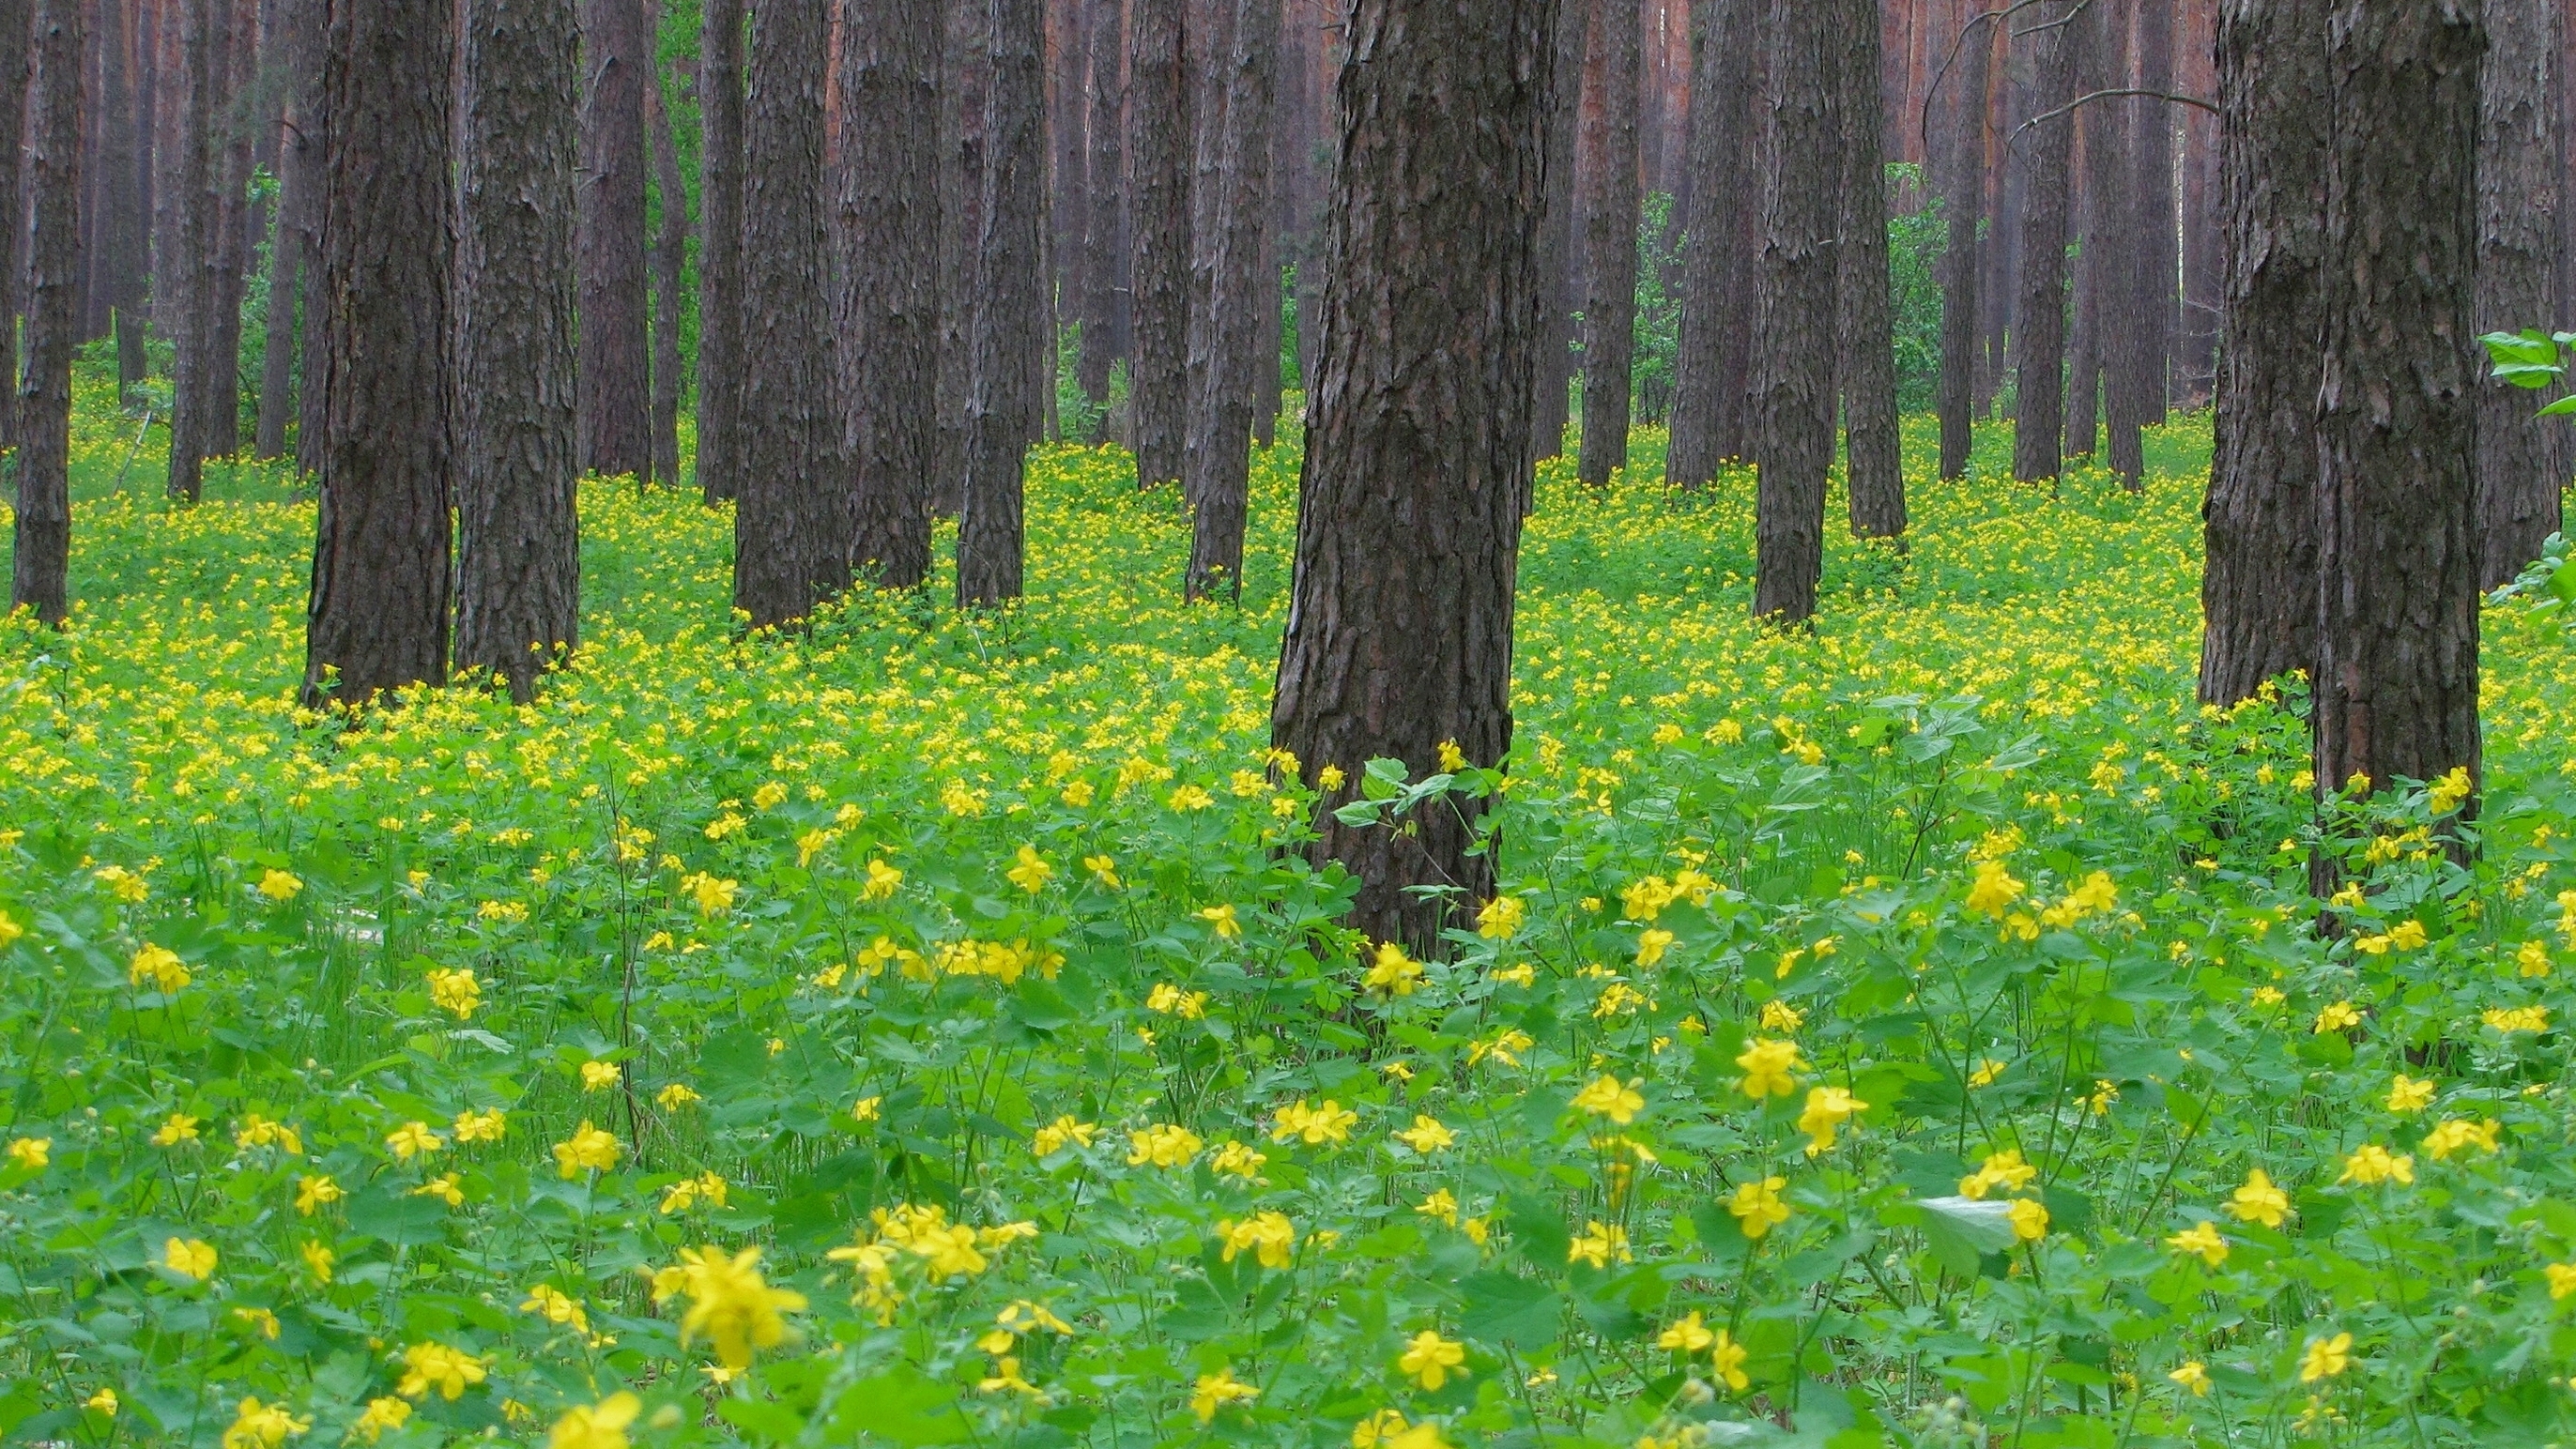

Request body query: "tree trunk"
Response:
[2127, 0, 2175, 420]
[1179, 0, 1235, 507]
[1127, 0, 1188, 487]
[2065, 1, 2114, 462]
[696, 0, 744, 501]
[2175, 0, 2220, 404]
[841, 0, 943, 588]
[1663, 0, 1750, 490]
[645, 63, 687, 486]
[204, 0, 253, 460]
[1532, 0, 1587, 462]
[576, 0, 651, 479]
[2475, 0, 2567, 586]
[1075, 0, 1124, 401]
[2311, 0, 2485, 822]
[100, 0, 146, 407]
[253, 0, 316, 458]
[163, 0, 222, 501]
[934, 0, 990, 510]
[12, 0, 79, 626]
[2102, 4, 2148, 479]
[1184, 0, 1273, 601]
[1576, 0, 1641, 486]
[1836, 0, 1901, 538]
[1269, 0, 1557, 954]
[1749, 0, 1840, 624]
[731, 0, 843, 629]
[958, 0, 1047, 605]
[1975, 40, 2015, 419]
[2008, 0, 2073, 485]
[1934, 2, 1986, 480]
[2199, 0, 2327, 707]
[302, 0, 452, 709]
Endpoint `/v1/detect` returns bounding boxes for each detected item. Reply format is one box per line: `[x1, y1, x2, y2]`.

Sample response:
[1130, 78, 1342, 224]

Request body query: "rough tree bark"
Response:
[1179, 0, 1236, 509]
[1269, 0, 1558, 954]
[105, 0, 146, 403]
[2126, 0, 2176, 420]
[2199, 0, 2328, 707]
[731, 0, 843, 629]
[1749, 0, 1841, 624]
[12, 0, 80, 626]
[204, 0, 252, 461]
[1532, 0, 1587, 463]
[454, 0, 580, 701]
[302, 0, 453, 709]
[697, 0, 744, 501]
[2311, 0, 2485, 821]
[1935, 1, 1988, 480]
[1127, 0, 1188, 488]
[840, 0, 943, 588]
[1576, 0, 1642, 486]
[2474, 0, 2567, 586]
[163, 0, 226, 502]
[958, 0, 1047, 604]
[2008, 0, 2074, 485]
[1837, 0, 1903, 537]
[1184, 0, 1274, 601]
[932, 0, 990, 511]
[1663, 0, 1752, 490]
[0, 0, 26, 449]
[253, 0, 318, 459]
[645, 67, 687, 486]
[577, 0, 651, 479]
[1075, 0, 1125, 401]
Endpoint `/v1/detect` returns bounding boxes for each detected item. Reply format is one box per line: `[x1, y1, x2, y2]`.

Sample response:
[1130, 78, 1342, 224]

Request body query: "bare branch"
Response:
[2008, 86, 2220, 145]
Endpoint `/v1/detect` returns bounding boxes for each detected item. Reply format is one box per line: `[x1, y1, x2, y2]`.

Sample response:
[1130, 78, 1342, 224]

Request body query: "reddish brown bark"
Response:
[1749, 0, 1842, 624]
[840, 0, 943, 587]
[577, 0, 651, 479]
[1576, 0, 1642, 486]
[697, 0, 745, 501]
[13, 0, 80, 626]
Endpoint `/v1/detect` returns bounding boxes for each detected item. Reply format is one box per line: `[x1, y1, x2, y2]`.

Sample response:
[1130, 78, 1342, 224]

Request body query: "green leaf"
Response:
[1458, 1269, 1561, 1348]
[824, 1366, 971, 1444]
[1889, 1196, 2016, 1276]
[345, 1185, 451, 1248]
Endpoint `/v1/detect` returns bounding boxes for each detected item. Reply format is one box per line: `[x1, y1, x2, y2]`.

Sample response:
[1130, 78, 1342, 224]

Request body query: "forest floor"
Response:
[2, 374, 2573, 1448]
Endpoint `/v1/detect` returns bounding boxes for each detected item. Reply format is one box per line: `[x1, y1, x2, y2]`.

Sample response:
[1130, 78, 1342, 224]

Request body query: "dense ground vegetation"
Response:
[2, 377, 2573, 1448]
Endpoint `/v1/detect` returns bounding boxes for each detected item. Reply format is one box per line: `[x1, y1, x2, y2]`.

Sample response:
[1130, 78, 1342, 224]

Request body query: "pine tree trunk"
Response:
[2065, 3, 2113, 462]
[295, 9, 330, 480]
[253, 0, 316, 459]
[2311, 0, 2484, 818]
[732, 0, 843, 629]
[1127, 0, 1188, 487]
[302, 0, 452, 709]
[2008, 0, 2073, 485]
[100, 0, 146, 407]
[1837, 0, 1902, 538]
[2199, 0, 2326, 707]
[0, 0, 28, 446]
[1074, 0, 1124, 401]
[163, 0, 222, 501]
[2126, 0, 2175, 420]
[842, 0, 943, 588]
[696, 0, 744, 501]
[1531, 0, 1587, 463]
[1934, 4, 1986, 480]
[2475, 0, 2568, 586]
[203, 0, 252, 459]
[12, 0, 80, 626]
[1974, 44, 2015, 419]
[958, 0, 1047, 604]
[455, 0, 579, 701]
[934, 0, 990, 510]
[1183, 0, 1273, 601]
[1179, 0, 1235, 508]
[1664, 0, 1742, 490]
[576, 0, 651, 479]
[2175, 0, 2220, 404]
[2103, 4, 2149, 479]
[645, 65, 687, 486]
[1749, 0, 1840, 624]
[1269, 0, 1557, 954]
[1576, 0, 1641, 486]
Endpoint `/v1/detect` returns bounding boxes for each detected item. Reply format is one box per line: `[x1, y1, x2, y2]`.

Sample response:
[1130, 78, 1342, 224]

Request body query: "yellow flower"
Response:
[1034, 1116, 1097, 1156]
[2166, 1221, 2229, 1268]
[976, 1355, 1046, 1399]
[1126, 1122, 1203, 1168]
[665, 1245, 807, 1368]
[1005, 846, 1054, 893]
[1795, 1086, 1867, 1156]
[1959, 1150, 2041, 1199]
[2169, 1361, 2211, 1396]
[1735, 1037, 1803, 1099]
[1965, 858, 2024, 917]
[349, 1398, 412, 1445]
[414, 1173, 465, 1207]
[1656, 1310, 1715, 1353]
[2227, 1168, 2292, 1228]
[425, 967, 481, 1019]
[6, 1136, 49, 1170]
[2313, 999, 2362, 1034]
[579, 1060, 621, 1092]
[2337, 1144, 2414, 1186]
[1760, 999, 1804, 1032]
[294, 1175, 342, 1215]
[1190, 1368, 1259, 1423]
[1478, 895, 1526, 940]
[1394, 1115, 1455, 1153]
[2519, 939, 2553, 977]
[1362, 940, 1424, 996]
[681, 872, 738, 915]
[1567, 1220, 1633, 1267]
[1416, 1189, 1460, 1226]
[851, 1096, 883, 1122]
[453, 1107, 508, 1142]
[153, 1113, 201, 1147]
[2420, 1118, 2500, 1161]
[2006, 1197, 2049, 1243]
[546, 1394, 640, 1449]
[1217, 1211, 1298, 1269]
[1633, 927, 1676, 968]
[299, 1241, 335, 1282]
[162, 1236, 218, 1281]
[1711, 1329, 1750, 1392]
[1168, 784, 1216, 811]
[84, 1388, 117, 1417]
[1081, 854, 1120, 888]
[257, 869, 304, 902]
[1571, 1075, 1645, 1125]
[1352, 1409, 1446, 1449]
[2387, 919, 2428, 950]
[1272, 1098, 1359, 1145]
[552, 1120, 622, 1177]
[2298, 1332, 2353, 1382]
[1319, 764, 1347, 791]
[395, 1341, 488, 1400]
[1200, 903, 1242, 938]
[221, 1398, 311, 1449]
[129, 944, 191, 994]
[2428, 766, 2473, 814]
[1727, 1177, 1790, 1240]
[2384, 1075, 2435, 1113]
[2545, 1262, 2576, 1301]
[651, 1082, 700, 1112]
[862, 859, 904, 899]
[2484, 1005, 2551, 1033]
[384, 1121, 445, 1160]
[1146, 982, 1210, 1017]
[232, 1306, 283, 1339]
[1398, 1330, 1467, 1390]
[95, 865, 149, 903]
